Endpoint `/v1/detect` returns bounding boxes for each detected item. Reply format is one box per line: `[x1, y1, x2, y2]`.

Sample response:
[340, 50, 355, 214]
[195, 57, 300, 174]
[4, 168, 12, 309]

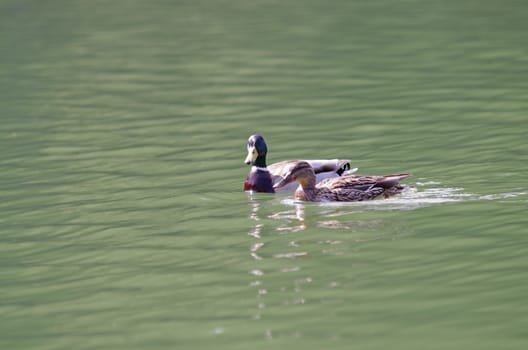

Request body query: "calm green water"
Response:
[1, 0, 528, 349]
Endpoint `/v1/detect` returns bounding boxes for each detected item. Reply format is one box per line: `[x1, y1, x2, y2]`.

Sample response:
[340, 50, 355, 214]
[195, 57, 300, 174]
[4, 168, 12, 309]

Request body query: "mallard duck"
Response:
[273, 161, 411, 201]
[244, 134, 357, 193]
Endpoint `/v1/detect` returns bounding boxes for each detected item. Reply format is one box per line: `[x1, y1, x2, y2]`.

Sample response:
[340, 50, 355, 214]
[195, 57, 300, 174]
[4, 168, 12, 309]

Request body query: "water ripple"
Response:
[278, 181, 527, 211]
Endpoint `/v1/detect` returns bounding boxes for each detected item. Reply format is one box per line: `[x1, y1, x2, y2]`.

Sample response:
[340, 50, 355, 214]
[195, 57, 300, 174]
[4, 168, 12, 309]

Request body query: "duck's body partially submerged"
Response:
[274, 161, 411, 202]
[244, 134, 357, 193]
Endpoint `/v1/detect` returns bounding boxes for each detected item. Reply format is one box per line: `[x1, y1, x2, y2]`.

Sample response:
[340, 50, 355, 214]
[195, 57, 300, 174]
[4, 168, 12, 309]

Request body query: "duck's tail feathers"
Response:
[379, 173, 411, 189]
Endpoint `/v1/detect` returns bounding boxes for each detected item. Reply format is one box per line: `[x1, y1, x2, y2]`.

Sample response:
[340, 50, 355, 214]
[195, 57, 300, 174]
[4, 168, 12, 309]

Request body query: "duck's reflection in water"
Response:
[245, 193, 407, 337]
[246, 193, 310, 325]
[247, 193, 310, 257]
[268, 202, 306, 233]
[247, 199, 263, 239]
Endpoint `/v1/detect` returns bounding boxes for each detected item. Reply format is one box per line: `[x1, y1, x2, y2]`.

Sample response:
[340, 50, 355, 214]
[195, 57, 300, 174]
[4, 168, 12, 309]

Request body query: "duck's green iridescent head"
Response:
[245, 134, 268, 167]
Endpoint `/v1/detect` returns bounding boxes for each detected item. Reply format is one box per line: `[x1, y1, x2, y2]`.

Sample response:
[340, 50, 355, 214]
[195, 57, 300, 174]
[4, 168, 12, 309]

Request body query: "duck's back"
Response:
[296, 186, 385, 202]
[312, 173, 411, 201]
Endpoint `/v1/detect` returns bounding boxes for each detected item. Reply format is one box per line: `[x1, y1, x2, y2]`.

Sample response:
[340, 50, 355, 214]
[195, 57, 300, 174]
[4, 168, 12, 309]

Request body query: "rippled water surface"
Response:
[1, 1, 528, 349]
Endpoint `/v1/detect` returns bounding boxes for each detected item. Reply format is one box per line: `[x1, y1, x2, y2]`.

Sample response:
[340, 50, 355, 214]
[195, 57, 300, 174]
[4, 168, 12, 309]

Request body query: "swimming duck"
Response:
[273, 161, 411, 201]
[244, 134, 357, 193]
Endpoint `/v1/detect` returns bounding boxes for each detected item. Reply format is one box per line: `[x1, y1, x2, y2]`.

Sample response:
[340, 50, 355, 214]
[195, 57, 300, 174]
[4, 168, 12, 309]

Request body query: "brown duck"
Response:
[273, 161, 411, 202]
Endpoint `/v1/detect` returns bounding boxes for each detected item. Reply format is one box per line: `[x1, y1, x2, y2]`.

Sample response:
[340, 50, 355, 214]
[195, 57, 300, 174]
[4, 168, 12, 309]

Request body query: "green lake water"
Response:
[1, 0, 528, 349]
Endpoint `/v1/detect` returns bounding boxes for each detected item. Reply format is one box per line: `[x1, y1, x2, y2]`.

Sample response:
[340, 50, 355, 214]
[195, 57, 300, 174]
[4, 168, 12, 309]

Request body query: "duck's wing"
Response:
[268, 160, 299, 183]
[315, 174, 411, 201]
[318, 174, 411, 191]
[304, 159, 352, 175]
[329, 186, 386, 201]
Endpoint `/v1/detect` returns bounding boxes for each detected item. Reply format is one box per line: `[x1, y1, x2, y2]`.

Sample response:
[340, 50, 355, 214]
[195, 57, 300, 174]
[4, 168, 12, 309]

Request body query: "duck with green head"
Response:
[243, 134, 357, 193]
[244, 134, 275, 192]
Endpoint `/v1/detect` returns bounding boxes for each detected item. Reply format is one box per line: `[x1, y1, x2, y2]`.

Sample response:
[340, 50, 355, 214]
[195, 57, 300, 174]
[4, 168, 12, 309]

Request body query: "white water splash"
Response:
[478, 192, 528, 201]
